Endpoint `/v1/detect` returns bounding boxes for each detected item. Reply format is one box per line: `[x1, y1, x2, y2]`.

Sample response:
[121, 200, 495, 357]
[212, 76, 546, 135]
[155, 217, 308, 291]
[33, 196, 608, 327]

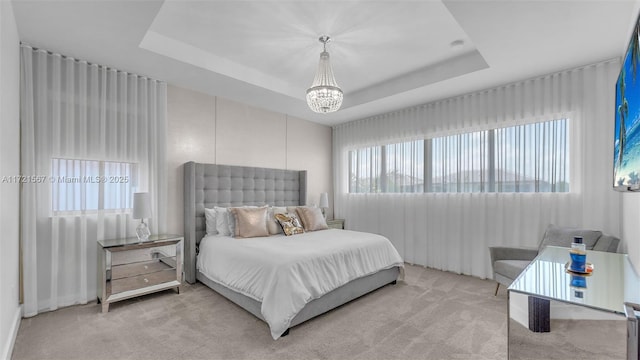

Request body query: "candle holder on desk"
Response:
[569, 236, 587, 272]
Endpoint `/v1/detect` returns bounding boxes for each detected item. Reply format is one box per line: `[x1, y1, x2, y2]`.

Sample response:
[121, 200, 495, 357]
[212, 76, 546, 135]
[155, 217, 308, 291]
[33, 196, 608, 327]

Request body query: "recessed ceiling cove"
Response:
[13, 0, 634, 125]
[140, 0, 488, 110]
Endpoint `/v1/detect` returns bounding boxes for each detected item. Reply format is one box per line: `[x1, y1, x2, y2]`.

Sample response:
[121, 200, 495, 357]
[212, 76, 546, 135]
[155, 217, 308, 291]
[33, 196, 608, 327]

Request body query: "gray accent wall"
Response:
[167, 85, 333, 235]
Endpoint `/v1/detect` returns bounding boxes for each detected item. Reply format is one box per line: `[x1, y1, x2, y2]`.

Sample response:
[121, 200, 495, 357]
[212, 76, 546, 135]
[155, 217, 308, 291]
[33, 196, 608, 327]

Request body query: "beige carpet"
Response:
[12, 264, 509, 360]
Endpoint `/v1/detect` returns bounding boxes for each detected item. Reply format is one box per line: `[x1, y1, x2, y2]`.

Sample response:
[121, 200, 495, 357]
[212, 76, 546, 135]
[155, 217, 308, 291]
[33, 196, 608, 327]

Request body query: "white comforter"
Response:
[196, 229, 404, 339]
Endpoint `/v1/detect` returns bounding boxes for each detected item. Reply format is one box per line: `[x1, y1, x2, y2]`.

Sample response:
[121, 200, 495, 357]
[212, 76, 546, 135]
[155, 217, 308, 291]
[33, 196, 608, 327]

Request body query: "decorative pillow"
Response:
[275, 213, 305, 236]
[204, 208, 217, 236]
[286, 205, 316, 213]
[267, 206, 287, 235]
[214, 207, 232, 236]
[296, 206, 328, 231]
[228, 205, 258, 235]
[229, 206, 269, 238]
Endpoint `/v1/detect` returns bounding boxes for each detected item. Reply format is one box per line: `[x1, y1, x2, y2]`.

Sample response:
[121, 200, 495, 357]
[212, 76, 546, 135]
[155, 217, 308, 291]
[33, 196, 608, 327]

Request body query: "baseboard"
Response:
[1, 305, 22, 360]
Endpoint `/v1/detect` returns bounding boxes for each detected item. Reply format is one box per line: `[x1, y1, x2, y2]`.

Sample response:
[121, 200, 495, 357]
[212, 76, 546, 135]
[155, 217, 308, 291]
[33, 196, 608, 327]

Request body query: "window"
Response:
[348, 118, 569, 193]
[494, 120, 569, 192]
[349, 140, 424, 193]
[431, 131, 490, 193]
[51, 158, 137, 212]
[349, 146, 382, 193]
[385, 140, 424, 192]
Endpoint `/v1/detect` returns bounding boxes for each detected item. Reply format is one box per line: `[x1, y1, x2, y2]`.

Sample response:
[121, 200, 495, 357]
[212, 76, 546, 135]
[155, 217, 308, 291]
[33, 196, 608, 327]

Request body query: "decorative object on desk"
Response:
[319, 192, 329, 218]
[569, 236, 587, 272]
[565, 261, 594, 275]
[133, 192, 151, 242]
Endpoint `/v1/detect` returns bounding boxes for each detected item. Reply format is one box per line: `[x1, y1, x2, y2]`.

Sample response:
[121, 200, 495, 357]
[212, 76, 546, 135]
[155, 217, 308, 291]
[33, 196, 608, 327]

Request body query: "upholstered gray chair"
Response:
[489, 225, 620, 295]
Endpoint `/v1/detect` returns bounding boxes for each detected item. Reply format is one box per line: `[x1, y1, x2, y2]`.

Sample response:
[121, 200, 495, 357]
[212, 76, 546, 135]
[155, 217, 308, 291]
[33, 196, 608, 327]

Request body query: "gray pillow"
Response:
[539, 225, 602, 252]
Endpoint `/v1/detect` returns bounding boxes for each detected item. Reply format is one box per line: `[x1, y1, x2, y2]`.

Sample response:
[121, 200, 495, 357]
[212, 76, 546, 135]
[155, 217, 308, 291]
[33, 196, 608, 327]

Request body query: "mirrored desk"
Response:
[508, 246, 640, 359]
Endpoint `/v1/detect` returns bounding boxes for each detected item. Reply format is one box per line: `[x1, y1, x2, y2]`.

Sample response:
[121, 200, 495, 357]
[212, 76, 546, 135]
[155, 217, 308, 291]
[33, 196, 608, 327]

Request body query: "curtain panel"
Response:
[20, 45, 168, 316]
[333, 59, 621, 279]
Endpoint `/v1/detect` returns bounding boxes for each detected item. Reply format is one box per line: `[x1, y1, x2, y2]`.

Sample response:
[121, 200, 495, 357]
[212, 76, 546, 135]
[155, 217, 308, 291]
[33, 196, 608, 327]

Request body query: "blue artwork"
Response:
[614, 19, 640, 189]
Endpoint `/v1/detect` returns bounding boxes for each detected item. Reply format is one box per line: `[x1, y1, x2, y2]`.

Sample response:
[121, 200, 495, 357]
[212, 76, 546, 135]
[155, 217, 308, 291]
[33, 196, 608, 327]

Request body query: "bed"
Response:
[183, 162, 403, 339]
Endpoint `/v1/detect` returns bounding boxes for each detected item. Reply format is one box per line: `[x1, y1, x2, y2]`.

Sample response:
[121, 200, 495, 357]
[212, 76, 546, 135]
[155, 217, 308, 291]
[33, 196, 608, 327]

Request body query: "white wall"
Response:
[0, 1, 22, 359]
[166, 85, 333, 235]
[623, 193, 640, 271]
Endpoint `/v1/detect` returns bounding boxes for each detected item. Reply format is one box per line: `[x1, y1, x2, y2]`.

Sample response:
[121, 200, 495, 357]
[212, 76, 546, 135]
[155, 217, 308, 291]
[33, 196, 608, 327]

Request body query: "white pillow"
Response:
[214, 206, 231, 236]
[204, 208, 217, 236]
[267, 206, 287, 235]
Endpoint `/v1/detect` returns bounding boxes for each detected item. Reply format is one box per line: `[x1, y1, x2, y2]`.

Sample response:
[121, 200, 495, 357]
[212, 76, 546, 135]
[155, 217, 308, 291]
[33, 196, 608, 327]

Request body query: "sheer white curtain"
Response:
[20, 45, 168, 316]
[333, 60, 621, 279]
[429, 118, 568, 193]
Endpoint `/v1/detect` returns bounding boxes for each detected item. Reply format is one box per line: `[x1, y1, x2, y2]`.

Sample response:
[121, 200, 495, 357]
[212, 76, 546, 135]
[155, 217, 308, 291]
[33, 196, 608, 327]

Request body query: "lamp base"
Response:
[136, 220, 150, 243]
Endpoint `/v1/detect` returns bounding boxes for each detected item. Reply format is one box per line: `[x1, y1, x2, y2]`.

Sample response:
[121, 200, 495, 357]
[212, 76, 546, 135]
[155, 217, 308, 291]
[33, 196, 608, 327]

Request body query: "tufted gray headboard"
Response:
[183, 162, 307, 283]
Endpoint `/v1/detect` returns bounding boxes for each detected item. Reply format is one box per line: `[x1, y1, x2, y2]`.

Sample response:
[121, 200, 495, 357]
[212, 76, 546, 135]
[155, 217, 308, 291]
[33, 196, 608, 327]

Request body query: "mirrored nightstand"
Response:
[97, 234, 183, 313]
[326, 219, 345, 230]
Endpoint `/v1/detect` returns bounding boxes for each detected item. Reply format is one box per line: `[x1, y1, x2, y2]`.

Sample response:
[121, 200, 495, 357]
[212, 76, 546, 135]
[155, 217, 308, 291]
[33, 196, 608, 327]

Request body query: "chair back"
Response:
[592, 235, 621, 253]
[538, 225, 602, 253]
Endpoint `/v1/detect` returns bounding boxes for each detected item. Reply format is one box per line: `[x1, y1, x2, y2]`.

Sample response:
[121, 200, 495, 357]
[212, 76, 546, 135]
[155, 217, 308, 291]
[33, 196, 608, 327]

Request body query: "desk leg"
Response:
[528, 296, 550, 332]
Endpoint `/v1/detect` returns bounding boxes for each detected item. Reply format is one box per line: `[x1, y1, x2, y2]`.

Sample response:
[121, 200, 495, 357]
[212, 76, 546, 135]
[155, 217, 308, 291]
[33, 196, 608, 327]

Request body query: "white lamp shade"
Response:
[132, 192, 151, 219]
[319, 192, 329, 208]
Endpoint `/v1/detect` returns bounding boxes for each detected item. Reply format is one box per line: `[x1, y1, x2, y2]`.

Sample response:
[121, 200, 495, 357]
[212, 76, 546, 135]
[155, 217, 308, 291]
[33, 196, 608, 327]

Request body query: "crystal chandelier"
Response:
[306, 36, 343, 113]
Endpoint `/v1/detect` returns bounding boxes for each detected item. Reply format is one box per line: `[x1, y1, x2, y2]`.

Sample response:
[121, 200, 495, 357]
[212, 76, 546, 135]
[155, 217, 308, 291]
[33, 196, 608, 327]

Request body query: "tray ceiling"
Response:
[11, 0, 638, 125]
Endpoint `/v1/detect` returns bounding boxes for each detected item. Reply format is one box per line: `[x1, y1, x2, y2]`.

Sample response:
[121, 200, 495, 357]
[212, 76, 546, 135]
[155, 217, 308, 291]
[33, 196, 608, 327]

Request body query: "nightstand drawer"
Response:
[110, 269, 177, 295]
[111, 244, 176, 266]
[111, 258, 176, 280]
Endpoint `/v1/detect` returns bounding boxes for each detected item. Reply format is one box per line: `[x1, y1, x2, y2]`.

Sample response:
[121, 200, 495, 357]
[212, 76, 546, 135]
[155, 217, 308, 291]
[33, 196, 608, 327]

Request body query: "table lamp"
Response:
[319, 192, 329, 219]
[133, 192, 151, 242]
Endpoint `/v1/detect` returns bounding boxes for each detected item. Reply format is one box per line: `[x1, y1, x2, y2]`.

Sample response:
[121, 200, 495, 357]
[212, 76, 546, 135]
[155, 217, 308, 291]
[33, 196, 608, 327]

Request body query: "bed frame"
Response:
[183, 162, 400, 337]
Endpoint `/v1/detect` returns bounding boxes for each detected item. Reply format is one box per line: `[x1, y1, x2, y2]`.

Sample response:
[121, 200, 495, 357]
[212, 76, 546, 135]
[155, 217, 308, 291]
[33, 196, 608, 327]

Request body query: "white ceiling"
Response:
[11, 0, 639, 126]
